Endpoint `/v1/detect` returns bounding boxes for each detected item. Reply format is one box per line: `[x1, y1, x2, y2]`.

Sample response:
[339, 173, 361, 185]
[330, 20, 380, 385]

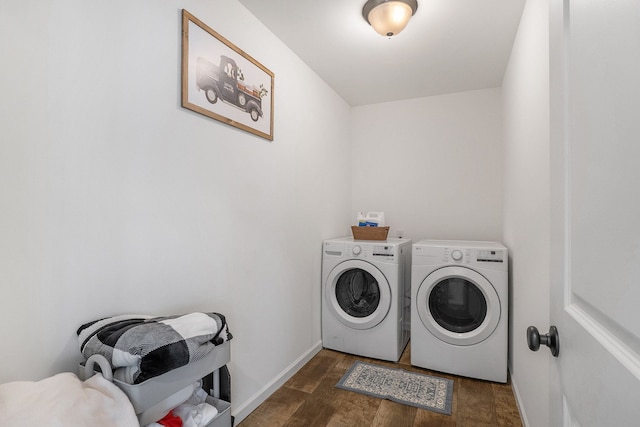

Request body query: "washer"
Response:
[411, 240, 508, 382]
[322, 236, 411, 362]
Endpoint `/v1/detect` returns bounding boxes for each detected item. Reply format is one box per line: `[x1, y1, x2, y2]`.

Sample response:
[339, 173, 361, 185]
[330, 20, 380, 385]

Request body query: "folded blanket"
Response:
[77, 312, 232, 384]
[0, 372, 138, 427]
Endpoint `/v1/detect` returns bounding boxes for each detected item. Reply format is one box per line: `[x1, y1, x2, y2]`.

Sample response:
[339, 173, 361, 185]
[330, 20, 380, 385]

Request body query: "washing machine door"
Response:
[325, 260, 391, 330]
[416, 266, 500, 346]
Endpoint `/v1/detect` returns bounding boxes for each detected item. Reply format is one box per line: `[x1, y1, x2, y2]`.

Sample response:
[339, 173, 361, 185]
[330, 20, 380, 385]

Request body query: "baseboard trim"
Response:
[509, 370, 529, 427]
[231, 340, 323, 424]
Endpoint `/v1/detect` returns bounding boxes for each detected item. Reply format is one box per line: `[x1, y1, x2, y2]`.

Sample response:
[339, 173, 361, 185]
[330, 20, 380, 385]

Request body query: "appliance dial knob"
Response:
[451, 249, 463, 261]
[352, 245, 362, 255]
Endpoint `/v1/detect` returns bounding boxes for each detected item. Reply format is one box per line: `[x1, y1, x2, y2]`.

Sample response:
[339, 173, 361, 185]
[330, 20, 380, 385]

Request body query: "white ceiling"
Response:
[237, 0, 526, 106]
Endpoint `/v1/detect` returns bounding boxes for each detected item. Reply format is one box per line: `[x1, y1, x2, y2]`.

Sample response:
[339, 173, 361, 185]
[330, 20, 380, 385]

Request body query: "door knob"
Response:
[527, 325, 560, 357]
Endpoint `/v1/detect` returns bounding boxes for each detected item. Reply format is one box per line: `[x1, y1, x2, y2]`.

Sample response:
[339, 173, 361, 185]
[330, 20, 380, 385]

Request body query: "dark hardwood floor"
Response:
[238, 343, 523, 427]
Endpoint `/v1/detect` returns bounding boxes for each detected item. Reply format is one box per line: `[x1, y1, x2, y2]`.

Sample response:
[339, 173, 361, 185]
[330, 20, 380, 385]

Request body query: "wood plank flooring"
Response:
[238, 343, 523, 427]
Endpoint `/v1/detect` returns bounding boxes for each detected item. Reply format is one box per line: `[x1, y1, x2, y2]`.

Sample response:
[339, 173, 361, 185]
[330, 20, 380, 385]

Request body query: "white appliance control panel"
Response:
[372, 244, 396, 259]
[414, 240, 507, 271]
[443, 247, 472, 264]
[323, 237, 409, 263]
[476, 249, 505, 263]
[344, 243, 396, 259]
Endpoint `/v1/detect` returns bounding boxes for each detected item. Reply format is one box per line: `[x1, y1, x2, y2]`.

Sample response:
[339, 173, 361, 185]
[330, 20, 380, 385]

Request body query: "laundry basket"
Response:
[351, 226, 390, 241]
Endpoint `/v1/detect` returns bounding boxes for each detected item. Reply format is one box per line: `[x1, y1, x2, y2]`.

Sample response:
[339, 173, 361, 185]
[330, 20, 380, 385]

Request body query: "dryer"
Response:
[411, 240, 508, 382]
[322, 237, 411, 362]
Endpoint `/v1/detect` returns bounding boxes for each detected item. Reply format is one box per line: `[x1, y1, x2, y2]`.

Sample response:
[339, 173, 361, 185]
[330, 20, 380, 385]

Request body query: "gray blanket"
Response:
[77, 312, 232, 384]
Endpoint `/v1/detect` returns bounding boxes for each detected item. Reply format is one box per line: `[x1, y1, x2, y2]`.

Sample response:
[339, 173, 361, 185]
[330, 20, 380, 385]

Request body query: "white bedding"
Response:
[0, 372, 138, 427]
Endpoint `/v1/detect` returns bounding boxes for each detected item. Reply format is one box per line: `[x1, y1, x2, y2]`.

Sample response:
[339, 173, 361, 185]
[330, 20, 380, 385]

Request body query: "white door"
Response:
[548, 1, 640, 425]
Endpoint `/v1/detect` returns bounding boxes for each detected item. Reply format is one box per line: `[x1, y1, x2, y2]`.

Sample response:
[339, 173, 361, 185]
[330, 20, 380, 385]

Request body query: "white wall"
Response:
[351, 89, 503, 243]
[502, 0, 550, 426]
[0, 0, 351, 421]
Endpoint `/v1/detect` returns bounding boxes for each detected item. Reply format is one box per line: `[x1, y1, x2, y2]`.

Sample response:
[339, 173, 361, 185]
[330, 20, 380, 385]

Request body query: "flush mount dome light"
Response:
[362, 0, 418, 37]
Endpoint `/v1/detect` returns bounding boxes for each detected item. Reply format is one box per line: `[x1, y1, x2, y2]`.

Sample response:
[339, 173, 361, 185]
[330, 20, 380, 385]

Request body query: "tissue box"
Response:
[351, 226, 390, 241]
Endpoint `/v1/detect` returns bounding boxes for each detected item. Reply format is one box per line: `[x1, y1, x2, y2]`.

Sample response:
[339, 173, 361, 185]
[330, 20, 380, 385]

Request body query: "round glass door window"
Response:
[416, 266, 500, 346]
[429, 278, 487, 333]
[325, 260, 391, 330]
[335, 268, 380, 317]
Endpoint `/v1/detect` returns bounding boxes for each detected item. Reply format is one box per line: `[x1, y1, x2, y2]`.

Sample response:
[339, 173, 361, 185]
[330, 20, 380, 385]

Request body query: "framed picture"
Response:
[181, 9, 274, 141]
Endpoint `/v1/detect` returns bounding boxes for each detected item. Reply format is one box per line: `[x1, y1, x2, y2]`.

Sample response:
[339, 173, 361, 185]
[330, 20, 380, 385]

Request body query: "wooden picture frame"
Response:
[181, 9, 274, 141]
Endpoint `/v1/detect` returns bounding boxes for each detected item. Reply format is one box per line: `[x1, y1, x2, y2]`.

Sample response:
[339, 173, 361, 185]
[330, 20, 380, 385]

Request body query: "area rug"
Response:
[336, 361, 454, 415]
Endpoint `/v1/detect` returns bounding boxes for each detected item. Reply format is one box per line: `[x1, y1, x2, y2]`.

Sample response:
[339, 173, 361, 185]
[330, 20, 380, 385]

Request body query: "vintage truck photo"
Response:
[195, 55, 264, 122]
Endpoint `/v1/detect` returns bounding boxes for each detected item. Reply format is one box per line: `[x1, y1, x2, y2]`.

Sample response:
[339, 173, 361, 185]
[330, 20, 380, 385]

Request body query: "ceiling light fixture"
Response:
[362, 0, 418, 38]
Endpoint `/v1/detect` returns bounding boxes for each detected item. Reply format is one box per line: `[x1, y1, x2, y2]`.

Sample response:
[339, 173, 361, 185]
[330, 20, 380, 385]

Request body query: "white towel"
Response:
[0, 372, 138, 427]
[173, 401, 219, 427]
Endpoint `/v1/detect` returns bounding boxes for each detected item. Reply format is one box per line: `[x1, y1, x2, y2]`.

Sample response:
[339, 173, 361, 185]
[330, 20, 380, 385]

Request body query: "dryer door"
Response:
[416, 266, 500, 346]
[325, 260, 391, 330]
